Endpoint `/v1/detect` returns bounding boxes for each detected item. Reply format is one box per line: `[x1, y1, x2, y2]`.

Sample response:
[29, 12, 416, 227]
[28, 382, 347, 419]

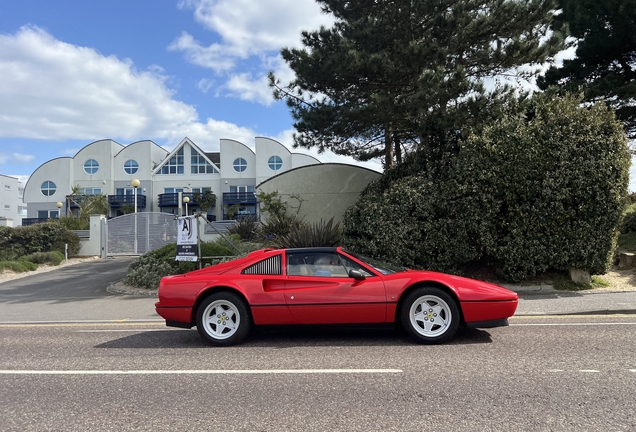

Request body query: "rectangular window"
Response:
[116, 188, 134, 195]
[4, 184, 10, 190]
[3, 204, 9, 211]
[18, 206, 27, 216]
[37, 210, 58, 219]
[164, 188, 184, 194]
[159, 148, 184, 175]
[191, 187, 212, 194]
[80, 188, 102, 195]
[191, 149, 219, 174]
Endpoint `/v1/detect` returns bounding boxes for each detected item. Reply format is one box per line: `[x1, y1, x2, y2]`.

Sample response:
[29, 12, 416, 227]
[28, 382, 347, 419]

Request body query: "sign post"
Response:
[175, 216, 199, 262]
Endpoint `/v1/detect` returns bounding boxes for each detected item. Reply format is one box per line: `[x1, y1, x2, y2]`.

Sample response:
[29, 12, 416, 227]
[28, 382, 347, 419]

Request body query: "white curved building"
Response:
[23, 137, 321, 223]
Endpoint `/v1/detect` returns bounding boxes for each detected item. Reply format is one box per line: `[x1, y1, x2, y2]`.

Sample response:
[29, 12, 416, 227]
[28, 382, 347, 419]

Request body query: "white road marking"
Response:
[579, 370, 600, 373]
[76, 329, 179, 333]
[511, 322, 636, 326]
[630, 370, 636, 373]
[0, 369, 403, 375]
[547, 369, 564, 372]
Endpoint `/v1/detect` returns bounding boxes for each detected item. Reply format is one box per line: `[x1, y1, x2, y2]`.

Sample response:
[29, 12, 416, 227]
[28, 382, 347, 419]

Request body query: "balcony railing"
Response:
[65, 195, 88, 209]
[108, 194, 147, 209]
[222, 192, 257, 205]
[158, 192, 208, 207]
[22, 217, 54, 226]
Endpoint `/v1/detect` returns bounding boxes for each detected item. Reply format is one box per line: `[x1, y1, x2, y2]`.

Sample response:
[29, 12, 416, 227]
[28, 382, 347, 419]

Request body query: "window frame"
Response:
[84, 159, 99, 175]
[233, 157, 248, 172]
[124, 159, 139, 174]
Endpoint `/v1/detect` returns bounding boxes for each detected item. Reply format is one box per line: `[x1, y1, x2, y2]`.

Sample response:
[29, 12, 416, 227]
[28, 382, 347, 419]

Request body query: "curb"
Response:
[107, 281, 158, 297]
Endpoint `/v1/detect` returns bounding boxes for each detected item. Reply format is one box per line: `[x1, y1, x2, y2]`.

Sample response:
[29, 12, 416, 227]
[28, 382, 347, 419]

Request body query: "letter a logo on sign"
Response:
[176, 216, 198, 261]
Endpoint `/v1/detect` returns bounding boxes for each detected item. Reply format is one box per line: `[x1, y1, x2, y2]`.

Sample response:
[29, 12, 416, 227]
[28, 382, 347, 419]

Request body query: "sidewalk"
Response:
[508, 285, 636, 316]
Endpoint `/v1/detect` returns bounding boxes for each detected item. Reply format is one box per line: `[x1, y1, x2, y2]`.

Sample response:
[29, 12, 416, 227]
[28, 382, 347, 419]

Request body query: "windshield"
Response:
[345, 251, 406, 275]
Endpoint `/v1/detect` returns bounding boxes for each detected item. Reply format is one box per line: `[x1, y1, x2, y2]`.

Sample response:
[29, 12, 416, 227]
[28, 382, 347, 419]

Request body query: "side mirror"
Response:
[349, 269, 366, 281]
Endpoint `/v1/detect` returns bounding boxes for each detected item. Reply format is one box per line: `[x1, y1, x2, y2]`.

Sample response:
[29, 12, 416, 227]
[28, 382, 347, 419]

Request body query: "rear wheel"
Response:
[196, 292, 251, 346]
[401, 287, 460, 344]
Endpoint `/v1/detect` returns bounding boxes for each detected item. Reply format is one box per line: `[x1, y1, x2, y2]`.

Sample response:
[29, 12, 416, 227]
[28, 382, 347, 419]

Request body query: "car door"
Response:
[283, 251, 386, 324]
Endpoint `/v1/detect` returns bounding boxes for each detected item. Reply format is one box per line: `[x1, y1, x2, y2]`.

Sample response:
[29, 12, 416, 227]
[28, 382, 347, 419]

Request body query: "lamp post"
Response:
[183, 196, 190, 216]
[131, 179, 140, 254]
[56, 202, 62, 219]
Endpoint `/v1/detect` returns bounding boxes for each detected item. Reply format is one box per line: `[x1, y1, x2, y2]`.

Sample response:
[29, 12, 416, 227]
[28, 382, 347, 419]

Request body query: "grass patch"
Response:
[553, 273, 611, 291]
[0, 260, 38, 273]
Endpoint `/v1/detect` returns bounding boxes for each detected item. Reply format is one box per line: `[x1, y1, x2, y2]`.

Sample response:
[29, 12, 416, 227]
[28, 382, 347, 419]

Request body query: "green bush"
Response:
[0, 260, 37, 273]
[273, 217, 342, 248]
[52, 216, 90, 230]
[124, 256, 174, 289]
[620, 207, 636, 233]
[24, 251, 65, 266]
[0, 223, 80, 261]
[124, 239, 238, 288]
[343, 93, 630, 281]
[17, 258, 38, 271]
[227, 216, 260, 241]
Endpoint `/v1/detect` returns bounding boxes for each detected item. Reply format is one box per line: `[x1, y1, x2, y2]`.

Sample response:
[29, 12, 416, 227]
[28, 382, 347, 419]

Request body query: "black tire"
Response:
[196, 292, 251, 346]
[400, 286, 460, 344]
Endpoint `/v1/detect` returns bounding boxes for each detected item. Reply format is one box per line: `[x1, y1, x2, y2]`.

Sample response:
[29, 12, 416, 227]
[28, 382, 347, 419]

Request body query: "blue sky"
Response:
[0, 0, 634, 190]
[0, 0, 375, 183]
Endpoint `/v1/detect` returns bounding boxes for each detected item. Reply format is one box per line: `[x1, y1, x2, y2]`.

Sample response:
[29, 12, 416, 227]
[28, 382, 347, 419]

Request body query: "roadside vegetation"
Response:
[0, 223, 79, 275]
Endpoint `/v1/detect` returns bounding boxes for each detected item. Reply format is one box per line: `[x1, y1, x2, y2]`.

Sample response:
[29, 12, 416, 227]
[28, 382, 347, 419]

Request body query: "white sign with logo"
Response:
[175, 216, 198, 261]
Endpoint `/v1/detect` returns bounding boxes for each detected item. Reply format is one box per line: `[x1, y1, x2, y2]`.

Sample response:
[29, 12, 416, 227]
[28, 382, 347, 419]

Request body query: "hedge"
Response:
[343, 93, 630, 281]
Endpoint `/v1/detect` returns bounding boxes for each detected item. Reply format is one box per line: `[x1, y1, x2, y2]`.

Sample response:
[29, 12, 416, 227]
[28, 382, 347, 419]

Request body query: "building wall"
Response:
[23, 137, 334, 222]
[0, 174, 26, 225]
[256, 163, 381, 223]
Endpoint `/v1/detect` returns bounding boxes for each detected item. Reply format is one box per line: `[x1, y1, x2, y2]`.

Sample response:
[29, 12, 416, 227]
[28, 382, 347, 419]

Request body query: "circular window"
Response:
[41, 181, 57, 196]
[124, 159, 139, 174]
[84, 159, 99, 174]
[268, 156, 283, 171]
[233, 157, 247, 172]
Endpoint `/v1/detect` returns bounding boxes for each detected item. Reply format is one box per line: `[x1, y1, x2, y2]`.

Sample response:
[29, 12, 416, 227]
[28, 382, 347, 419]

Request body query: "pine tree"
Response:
[271, 0, 564, 168]
[538, 0, 636, 138]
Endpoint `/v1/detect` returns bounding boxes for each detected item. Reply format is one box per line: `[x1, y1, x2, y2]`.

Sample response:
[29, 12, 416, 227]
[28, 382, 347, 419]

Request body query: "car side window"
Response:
[287, 253, 371, 278]
[242, 255, 282, 275]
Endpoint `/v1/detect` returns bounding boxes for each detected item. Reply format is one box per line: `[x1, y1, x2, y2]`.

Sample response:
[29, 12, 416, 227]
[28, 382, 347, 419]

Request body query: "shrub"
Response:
[24, 251, 65, 266]
[273, 217, 342, 248]
[260, 214, 304, 241]
[124, 256, 174, 289]
[124, 238, 239, 288]
[620, 208, 636, 233]
[227, 216, 260, 241]
[0, 260, 37, 273]
[0, 222, 80, 261]
[343, 93, 630, 281]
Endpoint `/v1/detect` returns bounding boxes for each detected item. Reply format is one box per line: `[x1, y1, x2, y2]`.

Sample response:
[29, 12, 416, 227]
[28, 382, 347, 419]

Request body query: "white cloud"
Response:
[178, 0, 333, 54]
[225, 73, 274, 106]
[0, 26, 258, 149]
[0, 152, 35, 164]
[272, 128, 383, 173]
[197, 78, 215, 94]
[174, 0, 334, 104]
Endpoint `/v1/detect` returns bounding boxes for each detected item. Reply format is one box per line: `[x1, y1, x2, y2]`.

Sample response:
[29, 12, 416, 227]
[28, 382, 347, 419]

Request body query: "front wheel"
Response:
[196, 292, 251, 346]
[401, 287, 460, 344]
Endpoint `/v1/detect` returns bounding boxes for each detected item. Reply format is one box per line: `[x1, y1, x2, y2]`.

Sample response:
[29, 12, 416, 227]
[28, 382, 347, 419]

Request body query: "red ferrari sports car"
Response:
[155, 247, 518, 346]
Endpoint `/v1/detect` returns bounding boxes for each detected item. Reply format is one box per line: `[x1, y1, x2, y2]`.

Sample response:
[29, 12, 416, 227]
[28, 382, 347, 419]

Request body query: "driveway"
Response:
[0, 257, 159, 323]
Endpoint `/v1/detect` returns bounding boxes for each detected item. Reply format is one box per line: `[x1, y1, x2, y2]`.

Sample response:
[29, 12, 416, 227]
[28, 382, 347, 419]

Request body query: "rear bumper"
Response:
[466, 318, 509, 329]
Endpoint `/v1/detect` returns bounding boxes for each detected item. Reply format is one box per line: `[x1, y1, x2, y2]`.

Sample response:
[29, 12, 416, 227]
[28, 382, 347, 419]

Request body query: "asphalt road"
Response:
[0, 257, 157, 323]
[1, 258, 635, 431]
[1, 318, 635, 431]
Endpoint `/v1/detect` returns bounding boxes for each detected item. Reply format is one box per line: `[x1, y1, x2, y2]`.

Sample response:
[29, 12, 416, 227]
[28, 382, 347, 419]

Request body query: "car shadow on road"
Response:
[94, 326, 493, 349]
